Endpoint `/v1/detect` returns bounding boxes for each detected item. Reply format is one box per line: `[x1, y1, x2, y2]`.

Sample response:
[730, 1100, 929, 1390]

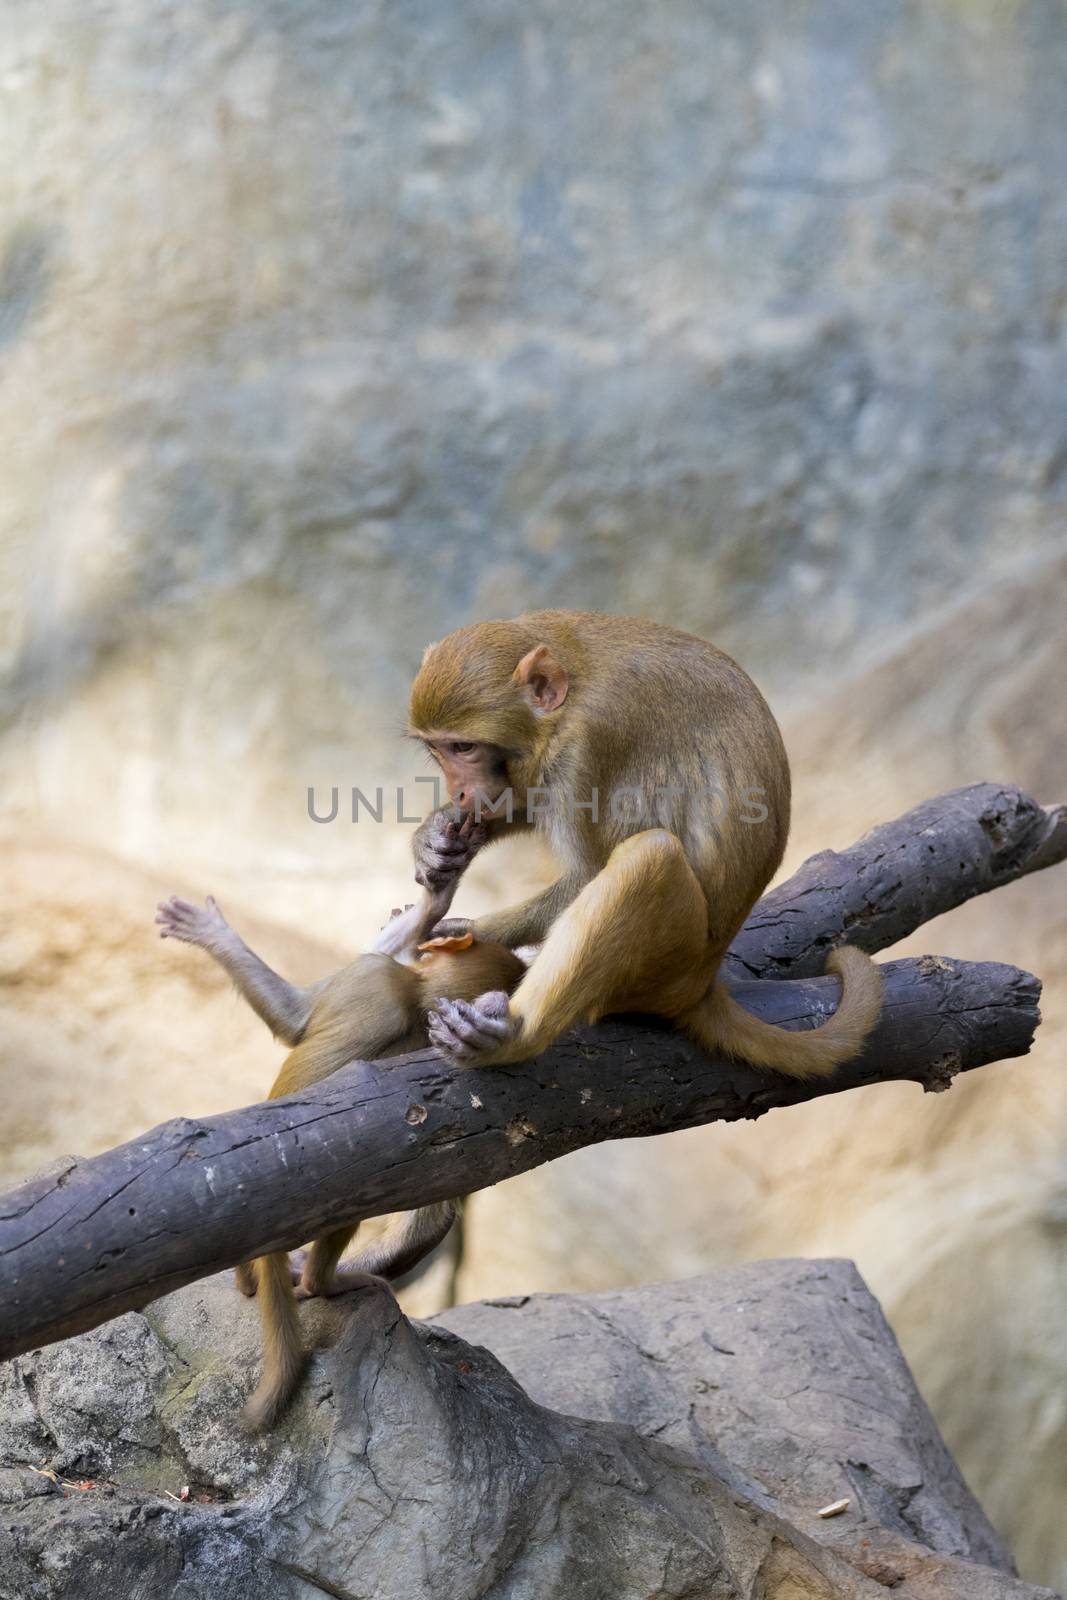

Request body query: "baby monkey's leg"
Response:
[292, 1226, 392, 1301]
[295, 1226, 356, 1297]
[234, 1262, 258, 1297]
[155, 894, 312, 1045]
[292, 1204, 457, 1299]
[370, 813, 486, 961]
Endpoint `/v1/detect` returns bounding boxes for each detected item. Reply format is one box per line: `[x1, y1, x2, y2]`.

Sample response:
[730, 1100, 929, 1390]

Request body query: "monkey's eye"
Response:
[450, 742, 476, 755]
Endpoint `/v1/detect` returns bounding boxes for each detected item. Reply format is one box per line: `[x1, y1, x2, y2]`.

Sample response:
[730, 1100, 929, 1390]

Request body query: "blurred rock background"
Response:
[1, 0, 1065, 1587]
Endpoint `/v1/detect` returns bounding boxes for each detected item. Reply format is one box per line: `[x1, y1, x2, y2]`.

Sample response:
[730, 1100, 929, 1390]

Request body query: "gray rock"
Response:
[0, 1260, 1056, 1599]
[443, 1258, 1049, 1598]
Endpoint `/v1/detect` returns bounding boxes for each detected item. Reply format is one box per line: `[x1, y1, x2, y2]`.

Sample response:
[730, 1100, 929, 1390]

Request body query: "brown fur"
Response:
[241, 936, 526, 1430]
[409, 610, 883, 1072]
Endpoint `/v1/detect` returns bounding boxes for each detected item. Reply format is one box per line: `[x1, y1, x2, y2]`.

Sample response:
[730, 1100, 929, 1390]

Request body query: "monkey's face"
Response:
[419, 736, 511, 810]
[409, 630, 570, 806]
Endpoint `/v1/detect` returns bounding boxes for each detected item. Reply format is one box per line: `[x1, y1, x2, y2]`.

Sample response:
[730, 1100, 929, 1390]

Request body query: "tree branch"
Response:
[726, 781, 1067, 981]
[0, 782, 1060, 1363]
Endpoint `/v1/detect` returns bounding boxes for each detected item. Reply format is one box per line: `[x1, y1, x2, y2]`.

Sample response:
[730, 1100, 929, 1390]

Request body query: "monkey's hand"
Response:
[413, 810, 487, 892]
[427, 990, 515, 1064]
[155, 893, 230, 948]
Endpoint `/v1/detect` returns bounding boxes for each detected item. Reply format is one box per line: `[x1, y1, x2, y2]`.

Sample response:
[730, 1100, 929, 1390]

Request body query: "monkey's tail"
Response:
[342, 1201, 459, 1282]
[242, 1251, 305, 1431]
[683, 946, 883, 1079]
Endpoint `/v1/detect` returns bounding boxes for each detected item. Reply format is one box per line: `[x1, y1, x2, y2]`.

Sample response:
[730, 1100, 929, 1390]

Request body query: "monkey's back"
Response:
[517, 610, 792, 949]
[270, 955, 426, 1097]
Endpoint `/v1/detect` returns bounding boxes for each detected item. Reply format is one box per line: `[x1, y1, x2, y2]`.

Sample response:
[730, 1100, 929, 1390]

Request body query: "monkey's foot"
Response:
[294, 1268, 396, 1301]
[285, 1249, 310, 1285]
[155, 893, 228, 945]
[234, 1262, 258, 1297]
[427, 990, 515, 1063]
[382, 903, 415, 928]
[415, 812, 487, 892]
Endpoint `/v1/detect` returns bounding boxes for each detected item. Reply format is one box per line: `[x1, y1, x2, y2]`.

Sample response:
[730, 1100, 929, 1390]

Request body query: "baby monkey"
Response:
[156, 814, 525, 1428]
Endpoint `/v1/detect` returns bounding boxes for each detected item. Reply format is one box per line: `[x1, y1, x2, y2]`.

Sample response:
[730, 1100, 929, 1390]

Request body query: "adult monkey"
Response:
[412, 610, 882, 1072]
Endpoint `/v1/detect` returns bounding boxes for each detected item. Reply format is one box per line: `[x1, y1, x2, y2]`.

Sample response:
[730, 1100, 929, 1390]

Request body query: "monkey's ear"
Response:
[421, 640, 439, 665]
[515, 645, 568, 713]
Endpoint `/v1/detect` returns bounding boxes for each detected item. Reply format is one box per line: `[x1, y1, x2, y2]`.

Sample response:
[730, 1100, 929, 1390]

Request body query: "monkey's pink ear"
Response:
[515, 644, 568, 712]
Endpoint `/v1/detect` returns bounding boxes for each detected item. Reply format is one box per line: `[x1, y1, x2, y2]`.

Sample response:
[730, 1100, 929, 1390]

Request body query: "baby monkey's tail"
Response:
[343, 1200, 459, 1281]
[683, 946, 883, 1079]
[242, 1251, 304, 1431]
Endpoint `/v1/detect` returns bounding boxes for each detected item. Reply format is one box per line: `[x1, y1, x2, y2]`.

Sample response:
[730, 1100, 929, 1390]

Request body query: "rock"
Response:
[0, 1260, 1055, 1599]
[442, 1258, 1046, 1599]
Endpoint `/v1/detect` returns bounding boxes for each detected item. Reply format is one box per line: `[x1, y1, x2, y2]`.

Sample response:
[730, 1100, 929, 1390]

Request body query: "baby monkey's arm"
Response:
[155, 894, 314, 1044]
[155, 815, 487, 1040]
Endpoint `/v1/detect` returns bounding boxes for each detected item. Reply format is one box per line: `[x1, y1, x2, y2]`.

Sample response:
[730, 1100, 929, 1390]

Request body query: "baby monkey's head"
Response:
[415, 932, 526, 1007]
